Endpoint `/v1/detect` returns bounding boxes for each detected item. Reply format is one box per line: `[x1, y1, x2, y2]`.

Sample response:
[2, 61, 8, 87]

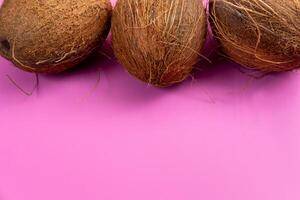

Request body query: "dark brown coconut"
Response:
[210, 0, 300, 73]
[0, 0, 112, 73]
[112, 0, 207, 87]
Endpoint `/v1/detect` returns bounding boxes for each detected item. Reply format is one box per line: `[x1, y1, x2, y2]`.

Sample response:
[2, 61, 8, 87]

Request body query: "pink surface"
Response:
[1, 0, 300, 200]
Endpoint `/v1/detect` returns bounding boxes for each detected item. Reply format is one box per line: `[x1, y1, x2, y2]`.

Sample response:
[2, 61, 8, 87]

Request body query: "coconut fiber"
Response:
[112, 0, 207, 87]
[210, 0, 300, 73]
[0, 0, 112, 73]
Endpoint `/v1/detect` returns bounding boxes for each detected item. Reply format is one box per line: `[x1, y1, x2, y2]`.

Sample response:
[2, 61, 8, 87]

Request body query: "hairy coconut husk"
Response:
[112, 0, 207, 87]
[210, 0, 300, 73]
[0, 0, 112, 73]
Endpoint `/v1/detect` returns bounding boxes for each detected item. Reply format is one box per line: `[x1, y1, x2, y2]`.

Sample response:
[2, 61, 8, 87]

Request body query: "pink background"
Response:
[0, 0, 300, 200]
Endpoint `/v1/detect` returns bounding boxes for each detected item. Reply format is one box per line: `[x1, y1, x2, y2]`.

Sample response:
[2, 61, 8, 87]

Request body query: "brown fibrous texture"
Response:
[0, 0, 112, 73]
[209, 0, 300, 73]
[112, 0, 207, 87]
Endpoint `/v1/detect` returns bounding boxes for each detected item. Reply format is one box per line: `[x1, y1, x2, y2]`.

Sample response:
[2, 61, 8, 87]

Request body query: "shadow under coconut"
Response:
[97, 58, 170, 110]
[188, 49, 299, 106]
[39, 45, 167, 109]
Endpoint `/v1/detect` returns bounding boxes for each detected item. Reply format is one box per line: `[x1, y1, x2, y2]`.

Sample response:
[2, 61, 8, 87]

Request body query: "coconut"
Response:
[112, 0, 207, 87]
[0, 0, 112, 73]
[209, 0, 300, 73]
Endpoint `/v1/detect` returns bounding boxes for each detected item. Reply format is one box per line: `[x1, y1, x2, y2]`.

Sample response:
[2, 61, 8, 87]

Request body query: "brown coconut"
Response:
[0, 0, 112, 73]
[112, 0, 207, 87]
[210, 0, 300, 73]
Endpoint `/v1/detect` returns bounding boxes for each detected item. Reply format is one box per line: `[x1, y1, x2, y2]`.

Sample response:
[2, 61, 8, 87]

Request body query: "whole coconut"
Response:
[210, 0, 300, 73]
[112, 0, 207, 87]
[0, 0, 112, 73]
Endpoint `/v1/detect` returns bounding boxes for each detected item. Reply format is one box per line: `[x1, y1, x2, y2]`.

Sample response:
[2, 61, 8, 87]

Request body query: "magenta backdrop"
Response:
[0, 0, 300, 200]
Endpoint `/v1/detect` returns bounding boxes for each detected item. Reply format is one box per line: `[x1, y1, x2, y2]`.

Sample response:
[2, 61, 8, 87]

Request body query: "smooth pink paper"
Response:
[0, 0, 300, 200]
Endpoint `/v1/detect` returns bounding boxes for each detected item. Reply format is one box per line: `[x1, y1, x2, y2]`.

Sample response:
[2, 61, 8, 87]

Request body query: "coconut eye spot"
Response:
[0, 39, 11, 54]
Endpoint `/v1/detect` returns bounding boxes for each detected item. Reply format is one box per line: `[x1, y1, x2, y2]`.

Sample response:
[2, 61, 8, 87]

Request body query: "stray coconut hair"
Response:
[210, 0, 300, 73]
[112, 0, 207, 87]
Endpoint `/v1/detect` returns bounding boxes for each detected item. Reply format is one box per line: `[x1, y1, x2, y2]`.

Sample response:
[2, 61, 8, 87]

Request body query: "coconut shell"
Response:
[209, 0, 300, 73]
[0, 0, 112, 73]
[112, 0, 207, 87]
